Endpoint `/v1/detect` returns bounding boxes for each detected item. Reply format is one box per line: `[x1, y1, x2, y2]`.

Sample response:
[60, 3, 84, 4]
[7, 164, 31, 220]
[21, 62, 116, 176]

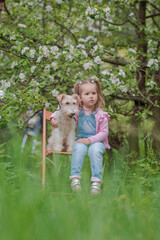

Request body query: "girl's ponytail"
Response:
[93, 79, 105, 108]
[74, 82, 81, 95]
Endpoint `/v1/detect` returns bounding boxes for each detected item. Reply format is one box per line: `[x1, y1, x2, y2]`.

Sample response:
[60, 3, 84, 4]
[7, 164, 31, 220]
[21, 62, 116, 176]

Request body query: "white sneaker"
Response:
[91, 182, 101, 195]
[71, 178, 81, 192]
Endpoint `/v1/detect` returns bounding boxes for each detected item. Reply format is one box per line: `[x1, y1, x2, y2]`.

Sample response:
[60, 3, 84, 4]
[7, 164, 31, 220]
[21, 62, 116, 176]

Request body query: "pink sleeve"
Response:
[88, 116, 109, 144]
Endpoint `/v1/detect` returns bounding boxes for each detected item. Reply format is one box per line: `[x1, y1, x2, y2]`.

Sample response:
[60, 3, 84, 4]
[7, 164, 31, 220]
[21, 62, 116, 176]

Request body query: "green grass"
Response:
[0, 129, 160, 240]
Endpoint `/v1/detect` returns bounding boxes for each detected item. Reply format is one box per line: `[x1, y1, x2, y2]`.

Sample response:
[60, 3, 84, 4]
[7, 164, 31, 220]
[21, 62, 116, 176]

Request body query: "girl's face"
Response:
[80, 83, 98, 109]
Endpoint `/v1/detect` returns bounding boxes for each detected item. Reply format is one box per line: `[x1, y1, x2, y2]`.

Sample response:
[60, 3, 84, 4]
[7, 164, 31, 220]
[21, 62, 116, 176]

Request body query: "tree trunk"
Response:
[128, 0, 147, 158]
[128, 102, 140, 158]
[151, 70, 160, 156]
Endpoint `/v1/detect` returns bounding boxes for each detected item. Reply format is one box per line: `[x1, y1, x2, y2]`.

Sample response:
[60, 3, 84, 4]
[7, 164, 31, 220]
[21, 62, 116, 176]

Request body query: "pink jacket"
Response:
[50, 108, 110, 149]
[76, 108, 110, 149]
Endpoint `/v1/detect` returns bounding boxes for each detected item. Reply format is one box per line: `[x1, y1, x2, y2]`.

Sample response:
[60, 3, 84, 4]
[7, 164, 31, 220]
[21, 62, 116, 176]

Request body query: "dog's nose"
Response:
[68, 113, 75, 118]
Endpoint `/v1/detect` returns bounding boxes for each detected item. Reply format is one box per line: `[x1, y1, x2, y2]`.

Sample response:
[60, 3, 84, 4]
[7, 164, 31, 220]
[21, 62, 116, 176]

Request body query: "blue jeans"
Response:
[70, 142, 106, 182]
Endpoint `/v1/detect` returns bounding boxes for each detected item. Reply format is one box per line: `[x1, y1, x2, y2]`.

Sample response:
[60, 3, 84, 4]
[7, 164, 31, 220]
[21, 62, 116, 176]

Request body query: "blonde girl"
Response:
[70, 80, 110, 195]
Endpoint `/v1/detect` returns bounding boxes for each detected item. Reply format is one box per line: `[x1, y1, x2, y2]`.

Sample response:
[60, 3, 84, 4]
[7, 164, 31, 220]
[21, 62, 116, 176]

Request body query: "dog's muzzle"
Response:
[68, 113, 75, 118]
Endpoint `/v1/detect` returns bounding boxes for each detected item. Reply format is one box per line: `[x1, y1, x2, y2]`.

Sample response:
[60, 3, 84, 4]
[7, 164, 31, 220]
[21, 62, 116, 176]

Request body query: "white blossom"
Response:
[83, 62, 94, 70]
[18, 23, 27, 28]
[110, 74, 121, 86]
[90, 76, 99, 80]
[75, 72, 82, 79]
[56, 0, 63, 3]
[147, 80, 154, 87]
[79, 36, 97, 43]
[66, 54, 74, 61]
[37, 56, 43, 63]
[11, 61, 18, 69]
[93, 45, 98, 52]
[129, 12, 134, 16]
[54, 53, 61, 59]
[129, 48, 136, 54]
[121, 86, 128, 93]
[101, 70, 110, 75]
[104, 7, 110, 18]
[1, 80, 11, 89]
[94, 56, 103, 64]
[19, 73, 25, 80]
[147, 58, 159, 70]
[109, 106, 114, 113]
[46, 5, 53, 12]
[30, 49, 36, 58]
[39, 46, 50, 57]
[0, 90, 5, 99]
[31, 66, 36, 73]
[31, 80, 39, 86]
[82, 50, 88, 58]
[12, 94, 17, 99]
[10, 34, 16, 40]
[77, 44, 86, 49]
[49, 75, 54, 81]
[51, 62, 58, 70]
[101, 78, 107, 82]
[50, 46, 59, 54]
[86, 16, 94, 26]
[118, 69, 126, 78]
[21, 47, 29, 55]
[27, 2, 34, 6]
[101, 25, 108, 31]
[45, 102, 50, 108]
[104, 89, 110, 96]
[90, 27, 100, 33]
[44, 65, 50, 71]
[85, 7, 98, 16]
[69, 45, 74, 54]
[52, 89, 59, 97]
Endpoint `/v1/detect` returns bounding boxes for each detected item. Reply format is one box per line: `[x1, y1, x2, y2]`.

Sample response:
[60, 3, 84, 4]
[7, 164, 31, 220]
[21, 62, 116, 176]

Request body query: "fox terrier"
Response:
[46, 94, 79, 153]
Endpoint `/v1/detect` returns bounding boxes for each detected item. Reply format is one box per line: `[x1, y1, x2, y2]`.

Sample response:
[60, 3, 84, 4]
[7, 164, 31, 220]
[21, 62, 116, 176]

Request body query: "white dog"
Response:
[46, 94, 79, 153]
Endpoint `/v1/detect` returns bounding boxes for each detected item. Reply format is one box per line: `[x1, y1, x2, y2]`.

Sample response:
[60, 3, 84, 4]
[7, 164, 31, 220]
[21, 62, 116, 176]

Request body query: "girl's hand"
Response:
[77, 138, 91, 145]
[50, 117, 58, 128]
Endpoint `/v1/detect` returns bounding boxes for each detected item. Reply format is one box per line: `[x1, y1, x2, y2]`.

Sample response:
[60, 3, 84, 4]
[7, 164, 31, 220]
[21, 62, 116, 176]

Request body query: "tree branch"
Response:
[54, 23, 74, 45]
[146, 13, 160, 18]
[101, 18, 128, 26]
[0, 47, 32, 61]
[53, 19, 78, 44]
[102, 56, 129, 66]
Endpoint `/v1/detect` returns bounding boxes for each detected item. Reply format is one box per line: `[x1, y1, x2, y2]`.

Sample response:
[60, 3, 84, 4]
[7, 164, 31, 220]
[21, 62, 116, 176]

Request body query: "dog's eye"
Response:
[66, 102, 70, 105]
[73, 102, 75, 105]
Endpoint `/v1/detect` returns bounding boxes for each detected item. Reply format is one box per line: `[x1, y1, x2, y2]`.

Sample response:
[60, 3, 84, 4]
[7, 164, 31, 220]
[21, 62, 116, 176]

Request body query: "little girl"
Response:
[50, 80, 110, 195]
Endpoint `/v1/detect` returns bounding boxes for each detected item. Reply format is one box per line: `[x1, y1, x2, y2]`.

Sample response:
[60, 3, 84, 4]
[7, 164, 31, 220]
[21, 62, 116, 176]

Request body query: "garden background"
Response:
[0, 0, 160, 239]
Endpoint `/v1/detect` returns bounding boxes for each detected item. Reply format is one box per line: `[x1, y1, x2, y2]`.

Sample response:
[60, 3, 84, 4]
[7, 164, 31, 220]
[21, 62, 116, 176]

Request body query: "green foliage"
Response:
[0, 0, 160, 157]
[1, 130, 160, 240]
[0, 0, 159, 126]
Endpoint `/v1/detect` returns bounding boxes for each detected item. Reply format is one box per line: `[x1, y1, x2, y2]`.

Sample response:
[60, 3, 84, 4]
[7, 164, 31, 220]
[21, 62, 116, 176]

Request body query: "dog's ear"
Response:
[57, 94, 66, 103]
[72, 94, 80, 103]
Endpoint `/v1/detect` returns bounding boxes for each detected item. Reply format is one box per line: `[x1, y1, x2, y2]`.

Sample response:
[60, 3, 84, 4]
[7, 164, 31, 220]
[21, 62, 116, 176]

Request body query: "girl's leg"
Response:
[70, 142, 88, 179]
[88, 142, 106, 182]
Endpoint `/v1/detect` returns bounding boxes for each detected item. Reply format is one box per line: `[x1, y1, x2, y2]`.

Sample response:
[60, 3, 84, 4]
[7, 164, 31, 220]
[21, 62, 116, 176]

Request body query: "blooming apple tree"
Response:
[0, 0, 160, 153]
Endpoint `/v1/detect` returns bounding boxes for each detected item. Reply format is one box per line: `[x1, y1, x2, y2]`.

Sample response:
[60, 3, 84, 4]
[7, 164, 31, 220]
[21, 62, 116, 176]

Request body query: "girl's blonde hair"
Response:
[74, 79, 105, 109]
